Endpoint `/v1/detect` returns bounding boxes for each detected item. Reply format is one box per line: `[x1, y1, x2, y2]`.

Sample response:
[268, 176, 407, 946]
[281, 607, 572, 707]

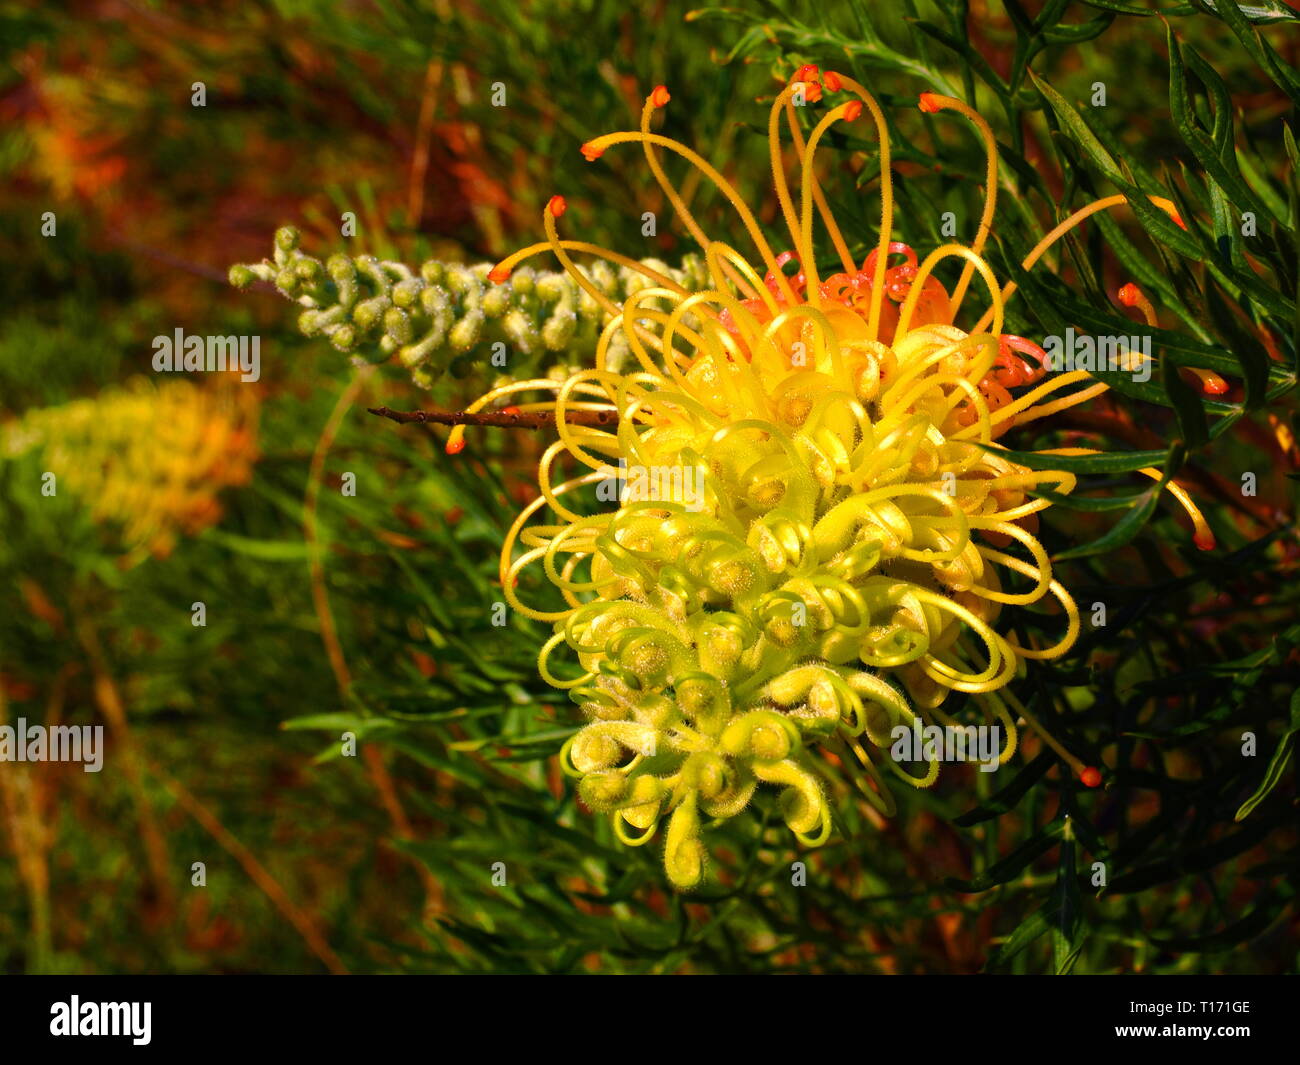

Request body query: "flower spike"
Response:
[465, 75, 1214, 890]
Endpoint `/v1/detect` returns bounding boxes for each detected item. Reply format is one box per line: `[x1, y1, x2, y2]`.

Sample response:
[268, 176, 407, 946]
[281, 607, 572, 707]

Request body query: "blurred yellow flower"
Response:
[10, 378, 258, 561]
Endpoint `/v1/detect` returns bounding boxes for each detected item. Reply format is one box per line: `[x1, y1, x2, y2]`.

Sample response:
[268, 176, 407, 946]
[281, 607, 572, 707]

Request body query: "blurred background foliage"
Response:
[0, 0, 1297, 974]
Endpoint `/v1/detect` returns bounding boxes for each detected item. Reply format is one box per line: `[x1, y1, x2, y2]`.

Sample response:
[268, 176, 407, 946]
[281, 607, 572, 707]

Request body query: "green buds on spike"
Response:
[232, 232, 700, 390]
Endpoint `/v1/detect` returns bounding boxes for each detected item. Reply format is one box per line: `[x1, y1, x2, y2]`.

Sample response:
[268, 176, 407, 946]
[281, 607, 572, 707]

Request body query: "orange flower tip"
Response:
[823, 70, 842, 92]
[1194, 532, 1216, 552]
[547, 195, 567, 218]
[1117, 283, 1142, 307]
[918, 92, 942, 114]
[843, 100, 863, 122]
[487, 265, 512, 284]
[579, 141, 605, 162]
[1200, 373, 1229, 396]
[650, 85, 671, 108]
[1080, 767, 1102, 789]
[795, 64, 819, 83]
[1173, 214, 1187, 230]
[445, 437, 466, 456]
[501, 405, 521, 416]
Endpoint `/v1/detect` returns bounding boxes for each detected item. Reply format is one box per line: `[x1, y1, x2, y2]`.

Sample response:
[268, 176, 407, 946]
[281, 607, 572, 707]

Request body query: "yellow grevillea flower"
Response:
[458, 71, 1213, 889]
[7, 378, 258, 561]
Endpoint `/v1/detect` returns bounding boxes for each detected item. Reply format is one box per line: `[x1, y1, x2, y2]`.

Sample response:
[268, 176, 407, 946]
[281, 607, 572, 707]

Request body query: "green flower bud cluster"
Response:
[229, 227, 708, 388]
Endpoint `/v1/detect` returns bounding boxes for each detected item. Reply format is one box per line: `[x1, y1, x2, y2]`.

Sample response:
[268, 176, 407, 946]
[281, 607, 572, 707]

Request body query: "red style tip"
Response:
[1117, 283, 1142, 307]
[1200, 374, 1230, 396]
[823, 70, 843, 92]
[795, 64, 819, 83]
[650, 85, 671, 108]
[1194, 532, 1216, 551]
[501, 405, 521, 416]
[1080, 767, 1102, 789]
[487, 265, 511, 284]
[843, 100, 863, 122]
[445, 437, 466, 456]
[547, 195, 567, 218]
[1172, 214, 1187, 230]
[580, 141, 605, 162]
[918, 92, 942, 114]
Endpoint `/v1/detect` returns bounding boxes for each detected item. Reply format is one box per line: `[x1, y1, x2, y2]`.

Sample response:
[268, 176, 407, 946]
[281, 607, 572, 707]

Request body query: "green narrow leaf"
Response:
[1146, 891, 1288, 951]
[984, 904, 1056, 970]
[1042, 12, 1114, 44]
[1051, 444, 1182, 561]
[1078, 0, 1150, 13]
[1117, 174, 1208, 260]
[945, 822, 1063, 892]
[1051, 821, 1084, 974]
[1284, 124, 1300, 185]
[1235, 687, 1300, 820]
[1205, 170, 1242, 271]
[977, 443, 1168, 474]
[202, 529, 315, 561]
[1028, 69, 1122, 183]
[1290, 167, 1300, 376]
[1161, 343, 1211, 447]
[1167, 28, 1275, 222]
[1201, 0, 1300, 106]
[1029, 487, 1151, 512]
[908, 19, 1012, 105]
[1203, 278, 1272, 409]
[955, 751, 1055, 825]
[1196, 0, 1299, 23]
[1233, 140, 1291, 229]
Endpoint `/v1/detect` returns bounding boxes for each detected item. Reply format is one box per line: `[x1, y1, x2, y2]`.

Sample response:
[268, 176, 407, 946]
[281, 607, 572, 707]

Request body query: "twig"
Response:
[308, 372, 445, 924]
[408, 58, 446, 228]
[0, 683, 52, 972]
[307, 372, 372, 700]
[150, 764, 349, 975]
[76, 615, 175, 918]
[367, 405, 619, 430]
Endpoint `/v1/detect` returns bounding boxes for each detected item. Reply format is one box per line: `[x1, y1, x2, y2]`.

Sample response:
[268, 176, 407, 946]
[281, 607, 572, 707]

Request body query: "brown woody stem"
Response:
[367, 405, 619, 430]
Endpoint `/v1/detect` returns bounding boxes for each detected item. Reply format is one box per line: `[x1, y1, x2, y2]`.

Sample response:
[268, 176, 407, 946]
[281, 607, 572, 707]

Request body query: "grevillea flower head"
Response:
[6, 378, 258, 561]
[457, 70, 1215, 890]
